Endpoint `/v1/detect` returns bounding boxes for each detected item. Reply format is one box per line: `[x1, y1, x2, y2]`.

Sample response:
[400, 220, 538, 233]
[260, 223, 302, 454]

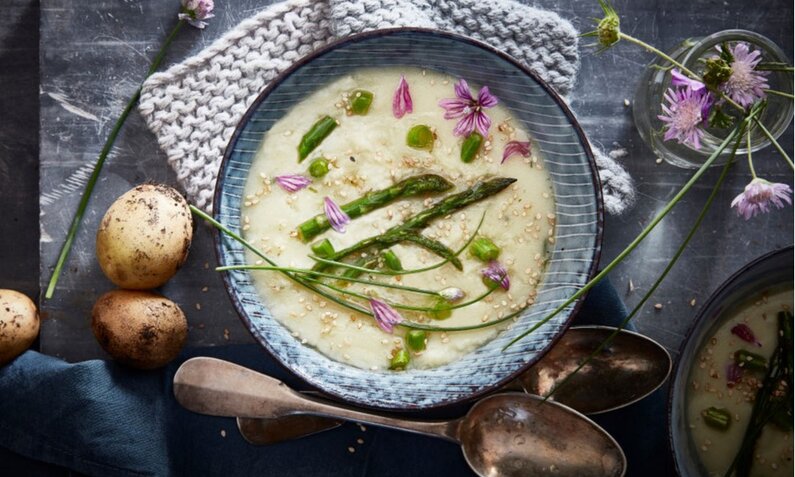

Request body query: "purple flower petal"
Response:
[369, 299, 403, 333]
[726, 362, 743, 388]
[671, 69, 706, 91]
[454, 79, 473, 101]
[392, 75, 413, 119]
[501, 141, 532, 164]
[323, 197, 350, 233]
[453, 113, 477, 137]
[274, 174, 312, 193]
[731, 323, 762, 347]
[438, 98, 470, 119]
[482, 260, 510, 291]
[478, 86, 499, 108]
[731, 178, 793, 220]
[474, 111, 492, 138]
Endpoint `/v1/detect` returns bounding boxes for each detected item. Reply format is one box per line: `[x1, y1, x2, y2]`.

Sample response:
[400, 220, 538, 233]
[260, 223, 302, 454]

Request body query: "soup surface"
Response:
[242, 67, 556, 369]
[687, 287, 794, 476]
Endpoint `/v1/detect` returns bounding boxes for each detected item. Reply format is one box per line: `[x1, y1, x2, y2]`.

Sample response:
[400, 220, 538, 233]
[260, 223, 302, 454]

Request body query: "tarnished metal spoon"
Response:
[235, 326, 671, 444]
[175, 357, 626, 477]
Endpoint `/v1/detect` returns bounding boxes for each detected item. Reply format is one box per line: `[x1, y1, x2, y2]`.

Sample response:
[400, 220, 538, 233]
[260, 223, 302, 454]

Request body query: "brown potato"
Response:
[0, 289, 39, 365]
[91, 289, 187, 369]
[96, 184, 193, 289]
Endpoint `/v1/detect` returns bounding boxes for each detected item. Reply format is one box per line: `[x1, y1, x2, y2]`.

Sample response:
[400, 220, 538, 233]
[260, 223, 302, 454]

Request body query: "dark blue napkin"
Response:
[0, 278, 671, 477]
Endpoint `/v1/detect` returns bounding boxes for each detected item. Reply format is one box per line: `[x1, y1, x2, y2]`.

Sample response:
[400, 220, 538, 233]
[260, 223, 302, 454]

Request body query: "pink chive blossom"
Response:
[721, 42, 769, 108]
[439, 79, 499, 137]
[179, 0, 215, 29]
[439, 287, 466, 303]
[726, 362, 743, 388]
[369, 299, 403, 333]
[323, 197, 350, 233]
[730, 178, 792, 220]
[392, 75, 413, 119]
[274, 174, 312, 193]
[658, 86, 713, 150]
[730, 323, 762, 347]
[670, 69, 706, 92]
[501, 141, 532, 164]
[482, 260, 510, 291]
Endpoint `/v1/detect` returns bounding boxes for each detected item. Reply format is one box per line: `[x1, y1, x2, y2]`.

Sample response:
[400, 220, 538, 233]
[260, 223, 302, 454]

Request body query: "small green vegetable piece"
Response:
[382, 249, 403, 271]
[734, 349, 767, 371]
[460, 132, 483, 163]
[298, 116, 337, 162]
[406, 330, 427, 352]
[349, 90, 373, 115]
[469, 236, 501, 262]
[701, 407, 731, 431]
[389, 349, 410, 370]
[308, 158, 330, 178]
[430, 299, 452, 320]
[310, 239, 335, 258]
[406, 125, 435, 151]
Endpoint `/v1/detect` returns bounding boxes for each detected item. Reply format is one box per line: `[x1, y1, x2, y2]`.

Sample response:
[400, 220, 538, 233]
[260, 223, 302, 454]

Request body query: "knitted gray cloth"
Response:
[138, 0, 635, 214]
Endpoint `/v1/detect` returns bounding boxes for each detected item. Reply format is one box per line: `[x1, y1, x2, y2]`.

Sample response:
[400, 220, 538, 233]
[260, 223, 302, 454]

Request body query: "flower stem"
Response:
[764, 89, 795, 99]
[44, 20, 185, 299]
[746, 128, 757, 178]
[503, 110, 759, 351]
[753, 117, 794, 169]
[543, 127, 745, 401]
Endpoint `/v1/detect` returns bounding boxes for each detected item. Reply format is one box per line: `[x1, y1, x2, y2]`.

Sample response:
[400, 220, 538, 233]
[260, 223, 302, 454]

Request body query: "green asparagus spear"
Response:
[296, 174, 454, 242]
[298, 116, 338, 162]
[314, 177, 516, 272]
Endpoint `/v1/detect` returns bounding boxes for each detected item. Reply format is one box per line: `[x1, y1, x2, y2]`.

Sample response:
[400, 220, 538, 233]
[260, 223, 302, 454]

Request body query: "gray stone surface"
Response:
[29, 0, 794, 366]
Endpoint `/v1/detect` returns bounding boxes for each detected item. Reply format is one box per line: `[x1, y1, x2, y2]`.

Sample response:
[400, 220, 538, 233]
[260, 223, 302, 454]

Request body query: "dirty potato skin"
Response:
[96, 184, 193, 289]
[0, 289, 39, 365]
[91, 289, 187, 369]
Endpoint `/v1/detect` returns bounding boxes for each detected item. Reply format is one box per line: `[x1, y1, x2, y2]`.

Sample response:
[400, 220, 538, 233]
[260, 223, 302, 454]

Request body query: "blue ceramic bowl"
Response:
[213, 29, 603, 410]
[669, 246, 794, 475]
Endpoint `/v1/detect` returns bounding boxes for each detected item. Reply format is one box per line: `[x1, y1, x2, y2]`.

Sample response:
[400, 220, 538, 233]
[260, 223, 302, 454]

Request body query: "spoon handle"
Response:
[173, 357, 460, 443]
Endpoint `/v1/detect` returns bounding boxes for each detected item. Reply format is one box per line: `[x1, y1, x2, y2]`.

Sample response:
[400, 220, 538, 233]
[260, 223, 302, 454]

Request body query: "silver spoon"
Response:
[174, 357, 626, 477]
[235, 326, 671, 444]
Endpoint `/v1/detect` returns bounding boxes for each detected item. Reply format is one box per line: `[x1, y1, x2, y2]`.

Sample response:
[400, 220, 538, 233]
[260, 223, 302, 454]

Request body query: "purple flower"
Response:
[179, 0, 215, 29]
[323, 197, 350, 233]
[730, 178, 792, 220]
[392, 75, 413, 119]
[658, 86, 713, 150]
[501, 141, 532, 164]
[721, 42, 769, 108]
[730, 323, 762, 347]
[369, 299, 403, 333]
[482, 260, 510, 291]
[671, 69, 706, 92]
[439, 79, 499, 137]
[274, 174, 312, 193]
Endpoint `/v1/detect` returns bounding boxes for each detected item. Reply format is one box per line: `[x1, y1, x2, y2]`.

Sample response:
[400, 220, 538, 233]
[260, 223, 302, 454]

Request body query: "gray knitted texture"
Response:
[138, 0, 635, 214]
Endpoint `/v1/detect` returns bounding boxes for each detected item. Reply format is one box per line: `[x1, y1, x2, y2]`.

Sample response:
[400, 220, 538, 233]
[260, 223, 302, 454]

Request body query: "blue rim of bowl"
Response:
[667, 245, 794, 475]
[212, 27, 604, 411]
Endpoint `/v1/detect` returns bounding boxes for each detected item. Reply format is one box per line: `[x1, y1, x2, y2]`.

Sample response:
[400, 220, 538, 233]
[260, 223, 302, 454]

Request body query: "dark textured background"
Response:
[0, 0, 792, 475]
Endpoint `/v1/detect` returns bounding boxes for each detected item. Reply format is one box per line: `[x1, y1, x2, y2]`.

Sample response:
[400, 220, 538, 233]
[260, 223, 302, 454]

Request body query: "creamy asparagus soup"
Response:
[241, 67, 556, 370]
[687, 287, 793, 476]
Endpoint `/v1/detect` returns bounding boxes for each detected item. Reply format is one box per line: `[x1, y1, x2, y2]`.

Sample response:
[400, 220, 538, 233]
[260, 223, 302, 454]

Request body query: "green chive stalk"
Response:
[45, 20, 186, 300]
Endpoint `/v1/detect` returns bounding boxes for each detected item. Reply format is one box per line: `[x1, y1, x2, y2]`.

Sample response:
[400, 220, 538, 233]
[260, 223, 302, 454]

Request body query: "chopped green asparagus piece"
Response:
[406, 330, 427, 352]
[406, 125, 435, 151]
[469, 236, 501, 262]
[382, 249, 403, 271]
[734, 349, 767, 371]
[297, 174, 453, 242]
[349, 90, 373, 115]
[298, 116, 337, 162]
[314, 178, 516, 272]
[461, 132, 483, 163]
[308, 157, 330, 178]
[702, 407, 731, 430]
[389, 349, 410, 370]
[310, 239, 335, 258]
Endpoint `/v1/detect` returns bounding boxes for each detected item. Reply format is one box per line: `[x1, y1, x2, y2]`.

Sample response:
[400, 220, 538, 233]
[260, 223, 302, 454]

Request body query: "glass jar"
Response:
[632, 30, 793, 169]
